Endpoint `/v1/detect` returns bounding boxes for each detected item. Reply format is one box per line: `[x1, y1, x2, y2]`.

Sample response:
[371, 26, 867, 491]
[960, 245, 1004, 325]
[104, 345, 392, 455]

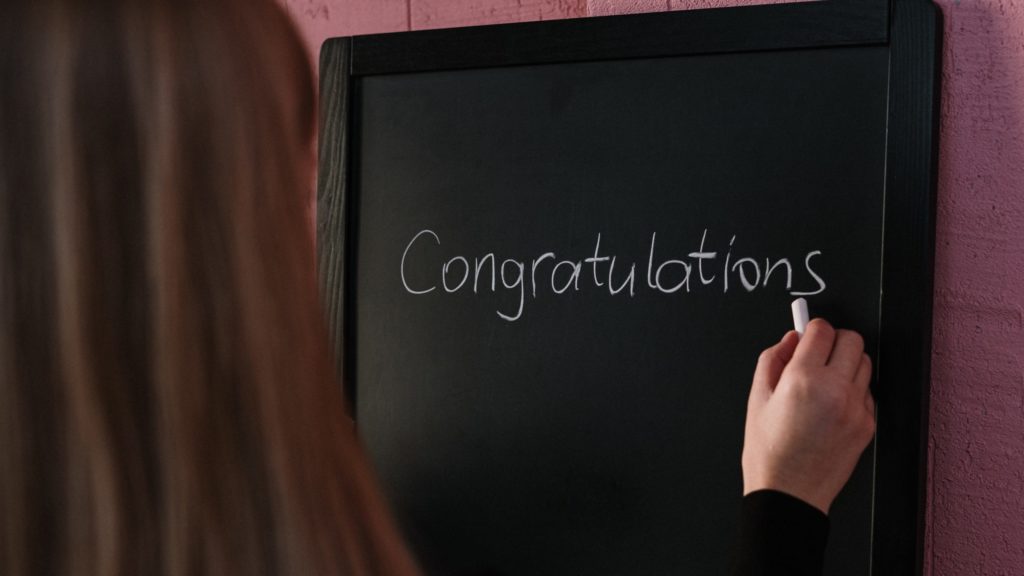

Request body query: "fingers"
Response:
[828, 330, 865, 380]
[855, 353, 875, 418]
[853, 353, 872, 391]
[776, 330, 800, 370]
[750, 331, 800, 404]
[791, 318, 836, 367]
[792, 320, 867, 380]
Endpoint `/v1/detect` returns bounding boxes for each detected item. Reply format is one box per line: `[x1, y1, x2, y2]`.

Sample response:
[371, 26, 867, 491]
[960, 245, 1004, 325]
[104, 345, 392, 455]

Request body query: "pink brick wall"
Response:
[279, 0, 1024, 573]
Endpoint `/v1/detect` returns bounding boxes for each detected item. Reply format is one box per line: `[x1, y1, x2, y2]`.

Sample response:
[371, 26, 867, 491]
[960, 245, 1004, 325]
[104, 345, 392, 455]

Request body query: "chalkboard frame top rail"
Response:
[343, 0, 891, 76]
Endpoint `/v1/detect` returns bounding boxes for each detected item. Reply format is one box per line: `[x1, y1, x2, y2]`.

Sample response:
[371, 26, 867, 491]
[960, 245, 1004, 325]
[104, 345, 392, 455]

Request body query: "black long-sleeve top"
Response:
[732, 489, 830, 576]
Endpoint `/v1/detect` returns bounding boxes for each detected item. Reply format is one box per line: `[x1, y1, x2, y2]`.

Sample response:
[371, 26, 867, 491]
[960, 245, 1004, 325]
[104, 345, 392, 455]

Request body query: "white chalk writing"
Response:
[400, 229, 827, 322]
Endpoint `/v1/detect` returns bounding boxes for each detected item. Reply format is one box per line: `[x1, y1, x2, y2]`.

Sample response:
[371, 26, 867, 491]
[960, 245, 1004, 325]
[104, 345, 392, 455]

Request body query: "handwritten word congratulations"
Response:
[400, 229, 826, 322]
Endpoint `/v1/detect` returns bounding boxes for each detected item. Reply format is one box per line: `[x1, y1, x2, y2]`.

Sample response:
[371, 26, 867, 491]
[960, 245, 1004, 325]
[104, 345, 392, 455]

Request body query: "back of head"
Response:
[0, 1, 418, 574]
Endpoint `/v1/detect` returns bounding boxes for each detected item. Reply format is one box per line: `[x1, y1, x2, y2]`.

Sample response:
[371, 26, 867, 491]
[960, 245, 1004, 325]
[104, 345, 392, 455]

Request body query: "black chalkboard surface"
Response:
[317, 1, 941, 574]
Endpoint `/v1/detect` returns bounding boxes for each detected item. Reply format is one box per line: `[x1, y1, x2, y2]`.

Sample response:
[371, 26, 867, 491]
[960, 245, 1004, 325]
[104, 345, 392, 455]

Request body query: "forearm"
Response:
[731, 490, 829, 576]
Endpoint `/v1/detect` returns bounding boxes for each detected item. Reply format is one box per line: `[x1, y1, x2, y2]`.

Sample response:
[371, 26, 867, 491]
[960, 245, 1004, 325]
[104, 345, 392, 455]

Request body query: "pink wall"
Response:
[279, 0, 1024, 573]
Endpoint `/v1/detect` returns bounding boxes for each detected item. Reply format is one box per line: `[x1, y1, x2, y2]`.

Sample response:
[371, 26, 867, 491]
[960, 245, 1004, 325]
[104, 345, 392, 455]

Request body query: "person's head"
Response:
[0, 1, 417, 574]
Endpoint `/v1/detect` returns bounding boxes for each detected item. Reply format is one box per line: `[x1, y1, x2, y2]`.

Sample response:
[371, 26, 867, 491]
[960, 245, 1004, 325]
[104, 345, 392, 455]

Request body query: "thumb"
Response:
[749, 331, 799, 406]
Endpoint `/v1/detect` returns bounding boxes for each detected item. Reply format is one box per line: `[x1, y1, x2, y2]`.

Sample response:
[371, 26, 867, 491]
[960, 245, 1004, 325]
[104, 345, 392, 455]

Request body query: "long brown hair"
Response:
[0, 1, 419, 574]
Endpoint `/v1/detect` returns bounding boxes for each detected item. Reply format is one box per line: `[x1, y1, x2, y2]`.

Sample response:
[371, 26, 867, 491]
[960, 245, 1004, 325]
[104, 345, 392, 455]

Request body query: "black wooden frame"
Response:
[316, 1, 942, 573]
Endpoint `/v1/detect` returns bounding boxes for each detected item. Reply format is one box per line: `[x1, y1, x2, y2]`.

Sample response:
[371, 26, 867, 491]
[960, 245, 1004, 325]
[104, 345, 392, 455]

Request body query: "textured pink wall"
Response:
[280, 0, 1024, 573]
[928, 1, 1024, 573]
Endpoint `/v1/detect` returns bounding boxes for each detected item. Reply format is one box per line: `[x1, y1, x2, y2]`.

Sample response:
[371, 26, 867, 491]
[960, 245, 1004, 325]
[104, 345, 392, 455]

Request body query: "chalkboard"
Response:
[317, 1, 942, 574]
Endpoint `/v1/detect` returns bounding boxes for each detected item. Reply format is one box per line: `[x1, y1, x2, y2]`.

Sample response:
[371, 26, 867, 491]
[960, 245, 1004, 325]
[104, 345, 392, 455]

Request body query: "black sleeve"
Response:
[731, 489, 830, 576]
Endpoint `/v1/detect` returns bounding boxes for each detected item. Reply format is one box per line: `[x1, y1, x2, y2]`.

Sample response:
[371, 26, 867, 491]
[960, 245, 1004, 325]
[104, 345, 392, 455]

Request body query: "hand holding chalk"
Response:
[740, 317, 876, 515]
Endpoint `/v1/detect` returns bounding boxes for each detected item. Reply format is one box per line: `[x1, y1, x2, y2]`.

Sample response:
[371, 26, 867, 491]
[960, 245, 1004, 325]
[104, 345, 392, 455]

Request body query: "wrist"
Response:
[743, 474, 832, 515]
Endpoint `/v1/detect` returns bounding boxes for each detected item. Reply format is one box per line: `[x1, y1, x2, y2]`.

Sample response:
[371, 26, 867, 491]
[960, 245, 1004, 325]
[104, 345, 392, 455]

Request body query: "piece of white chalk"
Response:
[791, 297, 809, 338]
